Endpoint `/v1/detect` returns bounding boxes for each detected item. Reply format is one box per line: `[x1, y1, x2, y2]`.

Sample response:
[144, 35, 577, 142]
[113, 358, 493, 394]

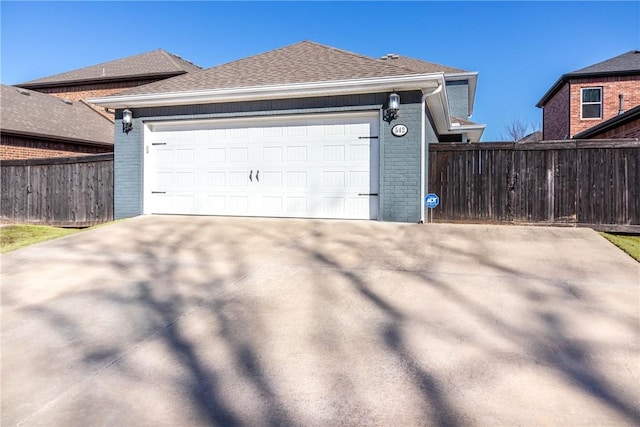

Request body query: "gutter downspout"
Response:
[420, 83, 443, 223]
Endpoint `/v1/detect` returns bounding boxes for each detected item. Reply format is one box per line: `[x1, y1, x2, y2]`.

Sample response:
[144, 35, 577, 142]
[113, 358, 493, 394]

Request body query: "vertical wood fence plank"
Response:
[429, 141, 638, 230]
[1, 154, 113, 226]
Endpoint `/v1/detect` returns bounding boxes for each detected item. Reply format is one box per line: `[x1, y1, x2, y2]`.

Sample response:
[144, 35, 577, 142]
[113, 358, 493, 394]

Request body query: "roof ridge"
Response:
[379, 53, 467, 74]
[159, 49, 185, 71]
[401, 54, 467, 73]
[380, 57, 434, 75]
[301, 41, 423, 75]
[80, 99, 115, 124]
[197, 41, 306, 71]
[158, 49, 202, 71]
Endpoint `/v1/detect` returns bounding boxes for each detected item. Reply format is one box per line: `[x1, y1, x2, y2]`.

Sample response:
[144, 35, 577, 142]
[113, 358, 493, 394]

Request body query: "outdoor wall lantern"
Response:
[122, 108, 133, 134]
[384, 92, 400, 123]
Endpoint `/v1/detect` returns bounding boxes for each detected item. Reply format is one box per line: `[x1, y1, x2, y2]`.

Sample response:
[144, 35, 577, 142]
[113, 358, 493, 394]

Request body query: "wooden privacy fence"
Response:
[1, 153, 114, 227]
[428, 140, 640, 232]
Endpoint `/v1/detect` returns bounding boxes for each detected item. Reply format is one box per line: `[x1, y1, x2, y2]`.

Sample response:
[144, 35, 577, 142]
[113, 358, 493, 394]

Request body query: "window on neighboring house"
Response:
[581, 87, 602, 119]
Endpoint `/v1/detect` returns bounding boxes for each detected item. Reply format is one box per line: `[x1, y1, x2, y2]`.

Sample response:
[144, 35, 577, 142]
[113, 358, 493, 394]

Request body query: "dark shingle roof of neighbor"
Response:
[537, 50, 640, 107]
[0, 85, 114, 146]
[572, 104, 640, 139]
[115, 41, 467, 96]
[18, 49, 201, 88]
[570, 50, 640, 75]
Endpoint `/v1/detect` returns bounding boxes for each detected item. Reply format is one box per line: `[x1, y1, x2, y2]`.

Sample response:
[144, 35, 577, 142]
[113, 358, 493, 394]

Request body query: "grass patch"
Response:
[600, 232, 640, 262]
[1, 225, 82, 254]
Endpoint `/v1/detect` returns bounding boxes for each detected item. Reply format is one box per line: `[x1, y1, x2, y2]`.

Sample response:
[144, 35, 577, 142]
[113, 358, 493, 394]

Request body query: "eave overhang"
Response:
[17, 71, 190, 90]
[87, 72, 483, 141]
[537, 70, 640, 108]
[0, 129, 114, 148]
[423, 82, 485, 142]
[87, 74, 444, 109]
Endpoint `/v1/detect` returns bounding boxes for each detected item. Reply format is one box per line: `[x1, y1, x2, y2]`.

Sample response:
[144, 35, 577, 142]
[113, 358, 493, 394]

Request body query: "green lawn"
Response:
[600, 232, 640, 262]
[0, 225, 82, 254]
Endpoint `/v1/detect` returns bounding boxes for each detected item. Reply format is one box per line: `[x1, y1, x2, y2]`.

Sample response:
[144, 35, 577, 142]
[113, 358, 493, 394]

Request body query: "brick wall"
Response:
[380, 101, 422, 222]
[543, 84, 570, 140]
[1, 134, 112, 160]
[32, 79, 162, 122]
[569, 75, 640, 137]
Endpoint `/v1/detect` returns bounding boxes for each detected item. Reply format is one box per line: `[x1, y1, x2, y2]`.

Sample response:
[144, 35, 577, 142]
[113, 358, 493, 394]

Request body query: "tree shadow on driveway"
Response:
[1, 217, 638, 426]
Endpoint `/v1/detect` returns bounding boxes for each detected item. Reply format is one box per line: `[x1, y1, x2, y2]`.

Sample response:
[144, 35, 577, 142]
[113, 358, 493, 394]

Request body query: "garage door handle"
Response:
[249, 170, 253, 182]
[358, 193, 379, 196]
[256, 170, 259, 182]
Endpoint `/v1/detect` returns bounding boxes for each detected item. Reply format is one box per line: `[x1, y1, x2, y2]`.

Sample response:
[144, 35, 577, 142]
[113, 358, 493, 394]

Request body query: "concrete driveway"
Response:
[1, 216, 639, 426]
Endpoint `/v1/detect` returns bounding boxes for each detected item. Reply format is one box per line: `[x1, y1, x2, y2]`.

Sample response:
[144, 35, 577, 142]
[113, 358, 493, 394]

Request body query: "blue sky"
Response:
[2, 1, 638, 140]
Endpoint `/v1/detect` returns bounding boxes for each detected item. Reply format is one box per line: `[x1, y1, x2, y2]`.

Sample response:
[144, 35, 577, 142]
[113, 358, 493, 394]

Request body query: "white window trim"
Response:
[580, 87, 603, 120]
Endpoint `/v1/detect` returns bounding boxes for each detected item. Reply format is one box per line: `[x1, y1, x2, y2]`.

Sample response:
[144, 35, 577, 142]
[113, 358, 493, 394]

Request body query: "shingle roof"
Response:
[377, 53, 466, 74]
[570, 50, 640, 75]
[572, 104, 640, 139]
[451, 116, 478, 126]
[18, 49, 201, 88]
[537, 50, 640, 107]
[1, 85, 113, 146]
[115, 41, 463, 97]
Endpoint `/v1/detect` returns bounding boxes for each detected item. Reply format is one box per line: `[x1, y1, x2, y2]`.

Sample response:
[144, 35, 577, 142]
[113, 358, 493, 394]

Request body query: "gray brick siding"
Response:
[114, 117, 143, 219]
[380, 101, 423, 222]
[446, 80, 469, 119]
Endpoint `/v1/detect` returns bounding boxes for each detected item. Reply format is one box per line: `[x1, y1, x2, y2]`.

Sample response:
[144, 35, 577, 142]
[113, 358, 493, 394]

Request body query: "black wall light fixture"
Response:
[122, 108, 133, 134]
[384, 92, 400, 123]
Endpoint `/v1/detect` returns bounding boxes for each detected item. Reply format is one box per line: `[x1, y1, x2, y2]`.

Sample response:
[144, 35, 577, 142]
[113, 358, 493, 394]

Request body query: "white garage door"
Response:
[144, 112, 379, 219]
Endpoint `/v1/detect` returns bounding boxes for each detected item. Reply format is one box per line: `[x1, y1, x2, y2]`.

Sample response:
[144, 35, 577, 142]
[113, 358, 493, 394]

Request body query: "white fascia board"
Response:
[425, 80, 453, 136]
[87, 74, 442, 109]
[445, 72, 478, 117]
[455, 124, 486, 142]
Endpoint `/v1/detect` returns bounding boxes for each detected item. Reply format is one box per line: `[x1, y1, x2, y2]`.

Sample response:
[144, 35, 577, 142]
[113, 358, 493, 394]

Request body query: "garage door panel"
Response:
[261, 171, 283, 187]
[350, 144, 369, 161]
[229, 172, 249, 187]
[229, 147, 249, 163]
[176, 172, 194, 187]
[207, 148, 226, 163]
[262, 196, 283, 213]
[207, 196, 226, 211]
[146, 112, 379, 219]
[156, 149, 174, 165]
[262, 147, 283, 162]
[323, 171, 345, 188]
[322, 145, 345, 162]
[286, 197, 308, 214]
[286, 146, 308, 162]
[228, 196, 249, 213]
[286, 171, 307, 187]
[176, 149, 195, 164]
[207, 172, 225, 186]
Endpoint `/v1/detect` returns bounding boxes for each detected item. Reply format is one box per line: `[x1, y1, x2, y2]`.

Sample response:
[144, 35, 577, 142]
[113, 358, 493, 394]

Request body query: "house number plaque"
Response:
[391, 124, 408, 137]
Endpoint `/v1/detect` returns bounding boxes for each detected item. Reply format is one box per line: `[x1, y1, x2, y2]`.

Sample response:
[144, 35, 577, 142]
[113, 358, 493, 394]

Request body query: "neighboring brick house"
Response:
[536, 50, 640, 140]
[1, 85, 113, 160]
[16, 49, 201, 121]
[1, 49, 200, 159]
